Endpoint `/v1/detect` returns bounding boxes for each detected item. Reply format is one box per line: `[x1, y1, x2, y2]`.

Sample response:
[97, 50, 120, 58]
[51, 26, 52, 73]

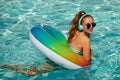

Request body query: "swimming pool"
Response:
[0, 0, 120, 80]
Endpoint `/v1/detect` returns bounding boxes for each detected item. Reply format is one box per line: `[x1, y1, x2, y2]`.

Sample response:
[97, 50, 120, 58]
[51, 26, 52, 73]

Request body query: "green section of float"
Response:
[42, 25, 67, 45]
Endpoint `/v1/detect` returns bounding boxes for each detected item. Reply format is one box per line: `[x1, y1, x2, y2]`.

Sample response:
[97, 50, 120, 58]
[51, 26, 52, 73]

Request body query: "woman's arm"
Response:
[83, 38, 91, 62]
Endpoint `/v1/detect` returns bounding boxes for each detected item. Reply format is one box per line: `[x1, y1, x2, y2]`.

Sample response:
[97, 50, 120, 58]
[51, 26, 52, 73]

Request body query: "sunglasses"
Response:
[86, 23, 96, 29]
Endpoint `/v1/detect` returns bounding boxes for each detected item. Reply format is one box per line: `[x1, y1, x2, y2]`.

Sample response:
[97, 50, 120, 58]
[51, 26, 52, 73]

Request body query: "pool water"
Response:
[0, 0, 120, 80]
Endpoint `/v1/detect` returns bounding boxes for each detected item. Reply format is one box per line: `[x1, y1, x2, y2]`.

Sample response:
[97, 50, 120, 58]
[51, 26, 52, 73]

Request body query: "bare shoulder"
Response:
[81, 36, 90, 46]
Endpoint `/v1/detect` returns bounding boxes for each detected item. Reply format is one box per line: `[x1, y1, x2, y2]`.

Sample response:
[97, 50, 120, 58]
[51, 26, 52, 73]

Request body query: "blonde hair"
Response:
[67, 11, 92, 44]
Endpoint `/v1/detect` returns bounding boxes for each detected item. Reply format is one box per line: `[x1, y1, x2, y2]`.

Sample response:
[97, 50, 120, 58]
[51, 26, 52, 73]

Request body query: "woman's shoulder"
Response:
[81, 35, 90, 44]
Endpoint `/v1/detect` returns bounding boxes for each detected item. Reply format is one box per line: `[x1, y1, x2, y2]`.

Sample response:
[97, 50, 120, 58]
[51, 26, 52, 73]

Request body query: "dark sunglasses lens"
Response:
[92, 23, 96, 27]
[87, 24, 91, 29]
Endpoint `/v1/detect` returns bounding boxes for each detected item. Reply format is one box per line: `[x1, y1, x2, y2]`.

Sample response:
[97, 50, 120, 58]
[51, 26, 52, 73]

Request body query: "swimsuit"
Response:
[68, 44, 83, 55]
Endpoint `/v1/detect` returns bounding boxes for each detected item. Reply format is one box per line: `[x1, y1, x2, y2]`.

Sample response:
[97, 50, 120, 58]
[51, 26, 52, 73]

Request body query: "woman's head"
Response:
[78, 14, 96, 34]
[67, 11, 96, 43]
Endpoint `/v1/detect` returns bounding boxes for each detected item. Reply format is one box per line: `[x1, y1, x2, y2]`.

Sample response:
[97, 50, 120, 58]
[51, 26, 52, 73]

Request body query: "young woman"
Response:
[0, 11, 96, 76]
[67, 11, 96, 62]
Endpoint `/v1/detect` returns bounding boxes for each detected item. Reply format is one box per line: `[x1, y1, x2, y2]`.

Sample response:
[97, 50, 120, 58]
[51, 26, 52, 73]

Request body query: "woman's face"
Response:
[82, 17, 95, 34]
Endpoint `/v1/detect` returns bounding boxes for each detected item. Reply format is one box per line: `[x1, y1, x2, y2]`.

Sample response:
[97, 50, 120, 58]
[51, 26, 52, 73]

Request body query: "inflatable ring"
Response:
[30, 24, 91, 69]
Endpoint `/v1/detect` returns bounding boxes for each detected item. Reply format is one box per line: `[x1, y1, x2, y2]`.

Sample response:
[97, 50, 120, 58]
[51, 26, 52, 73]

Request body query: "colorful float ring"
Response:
[30, 24, 90, 69]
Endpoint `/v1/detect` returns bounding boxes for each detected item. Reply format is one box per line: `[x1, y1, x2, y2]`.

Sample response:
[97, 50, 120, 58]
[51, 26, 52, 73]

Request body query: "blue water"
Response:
[0, 0, 120, 80]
